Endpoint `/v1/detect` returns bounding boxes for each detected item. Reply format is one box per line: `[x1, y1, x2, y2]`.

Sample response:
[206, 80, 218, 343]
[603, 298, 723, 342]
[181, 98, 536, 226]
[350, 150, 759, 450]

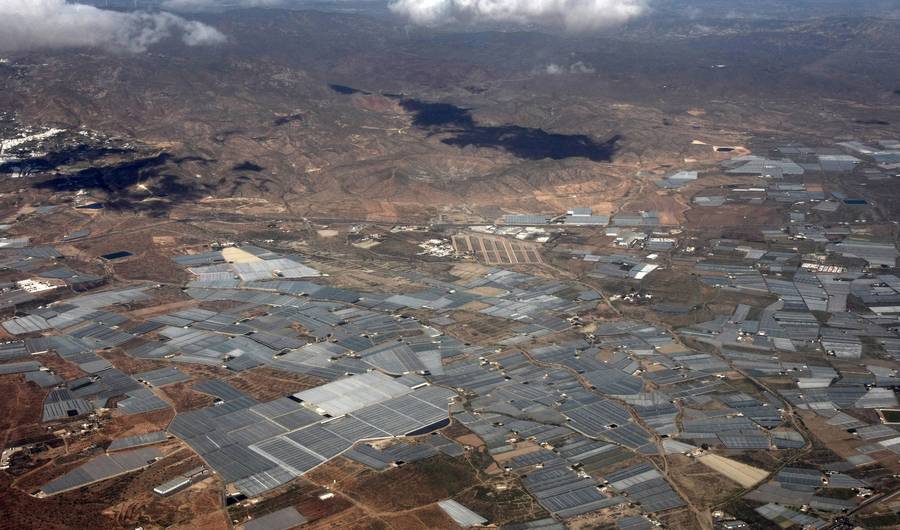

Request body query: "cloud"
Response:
[570, 61, 595, 73]
[544, 61, 595, 74]
[545, 63, 564, 74]
[389, 0, 647, 32]
[0, 0, 226, 53]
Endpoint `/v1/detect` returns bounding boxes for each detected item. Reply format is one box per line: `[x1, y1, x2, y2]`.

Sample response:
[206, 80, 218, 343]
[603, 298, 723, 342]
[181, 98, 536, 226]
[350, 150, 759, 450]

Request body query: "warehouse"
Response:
[153, 467, 208, 496]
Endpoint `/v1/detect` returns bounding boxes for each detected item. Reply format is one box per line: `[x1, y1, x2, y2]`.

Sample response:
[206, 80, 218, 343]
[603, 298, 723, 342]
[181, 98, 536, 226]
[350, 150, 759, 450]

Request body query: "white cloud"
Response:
[545, 63, 564, 74]
[569, 60, 595, 73]
[389, 0, 647, 32]
[0, 0, 226, 53]
[544, 61, 595, 74]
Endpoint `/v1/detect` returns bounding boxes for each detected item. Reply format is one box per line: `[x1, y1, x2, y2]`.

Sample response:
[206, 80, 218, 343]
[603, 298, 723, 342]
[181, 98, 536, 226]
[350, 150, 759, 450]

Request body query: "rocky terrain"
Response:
[1, 9, 897, 222]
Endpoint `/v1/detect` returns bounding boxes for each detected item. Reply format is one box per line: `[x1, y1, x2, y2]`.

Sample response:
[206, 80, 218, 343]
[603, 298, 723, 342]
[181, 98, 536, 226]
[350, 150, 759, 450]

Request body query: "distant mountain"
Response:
[1, 9, 898, 222]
